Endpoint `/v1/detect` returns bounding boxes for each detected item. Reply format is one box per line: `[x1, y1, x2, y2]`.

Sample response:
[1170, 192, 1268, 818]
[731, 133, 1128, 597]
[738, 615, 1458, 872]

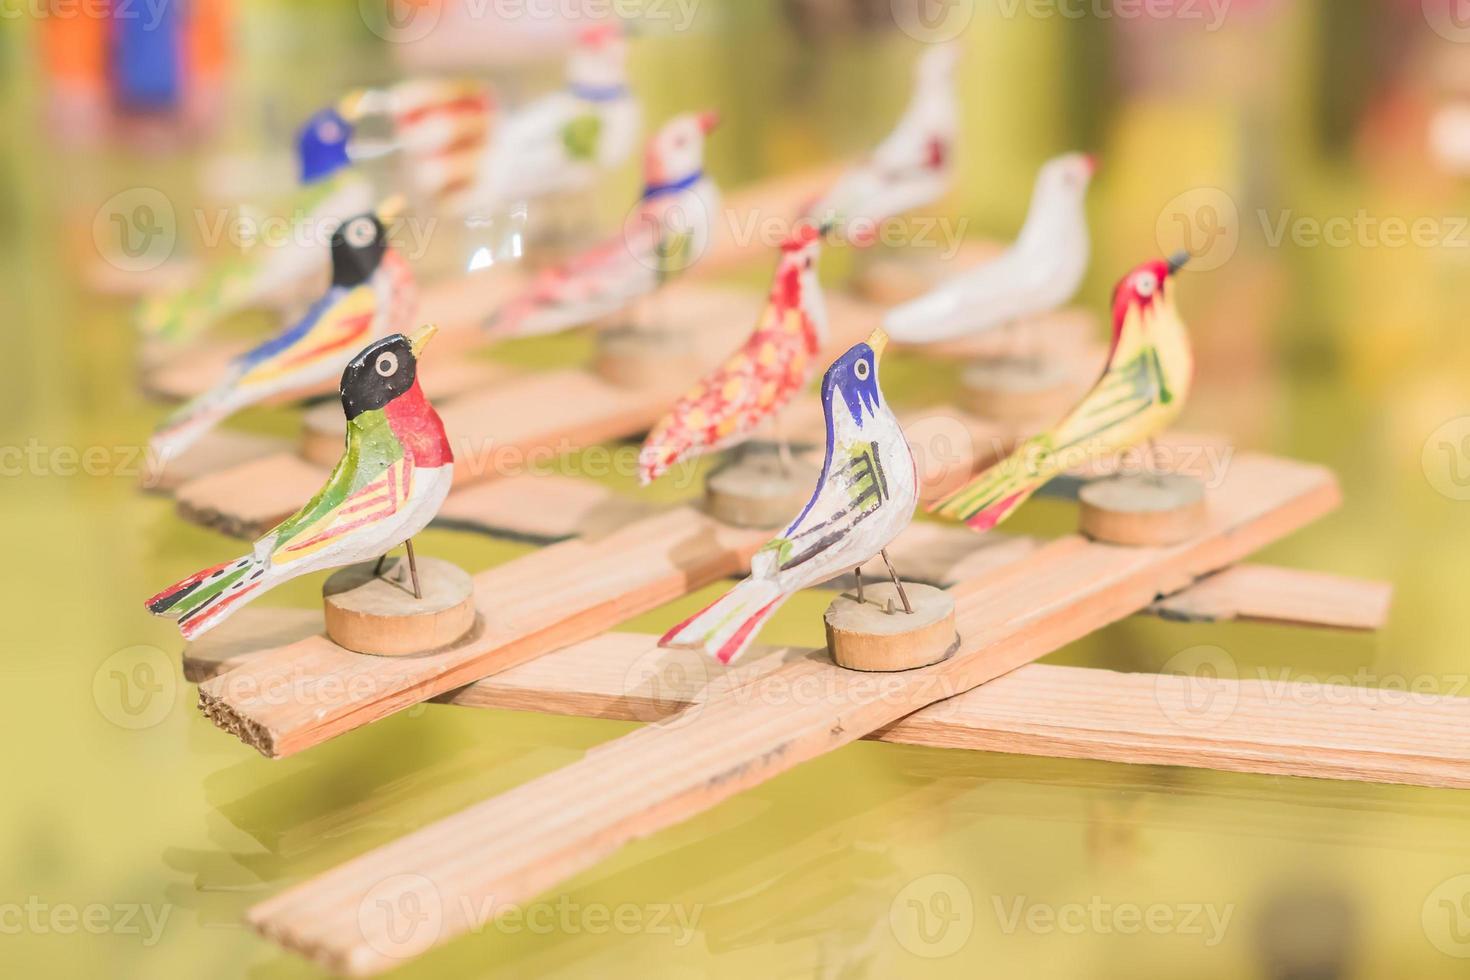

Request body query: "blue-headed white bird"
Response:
[660, 329, 917, 664]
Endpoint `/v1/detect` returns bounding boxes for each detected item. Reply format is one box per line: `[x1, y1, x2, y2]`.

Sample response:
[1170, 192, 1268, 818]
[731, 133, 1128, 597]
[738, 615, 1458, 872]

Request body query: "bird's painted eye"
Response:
[805, 258, 814, 270]
[344, 217, 376, 248]
[375, 351, 399, 377]
[854, 358, 871, 381]
[1136, 273, 1158, 298]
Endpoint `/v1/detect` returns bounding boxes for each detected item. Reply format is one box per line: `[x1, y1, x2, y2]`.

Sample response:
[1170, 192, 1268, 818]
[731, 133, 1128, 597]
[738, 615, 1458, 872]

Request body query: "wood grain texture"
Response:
[440, 632, 1468, 791]
[196, 507, 768, 758]
[246, 452, 1341, 975]
[1149, 563, 1393, 630]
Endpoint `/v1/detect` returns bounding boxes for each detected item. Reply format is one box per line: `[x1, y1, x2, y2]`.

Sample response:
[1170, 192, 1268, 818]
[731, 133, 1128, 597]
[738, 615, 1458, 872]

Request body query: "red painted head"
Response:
[1110, 252, 1188, 339]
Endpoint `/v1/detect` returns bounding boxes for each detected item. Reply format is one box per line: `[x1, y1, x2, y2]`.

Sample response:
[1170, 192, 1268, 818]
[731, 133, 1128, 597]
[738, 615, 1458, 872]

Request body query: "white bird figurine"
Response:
[804, 43, 960, 246]
[452, 21, 641, 219]
[660, 329, 917, 665]
[884, 152, 1095, 344]
[488, 110, 722, 338]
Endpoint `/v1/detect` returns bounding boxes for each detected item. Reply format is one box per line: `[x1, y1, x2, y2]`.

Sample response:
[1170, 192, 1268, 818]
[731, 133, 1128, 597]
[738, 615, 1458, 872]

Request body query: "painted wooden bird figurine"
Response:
[455, 21, 640, 218]
[137, 82, 489, 345]
[885, 152, 1095, 343]
[134, 101, 378, 344]
[932, 253, 1193, 530]
[146, 326, 453, 640]
[661, 329, 917, 664]
[148, 203, 417, 462]
[804, 42, 959, 246]
[487, 110, 722, 338]
[637, 224, 828, 484]
[334, 77, 496, 208]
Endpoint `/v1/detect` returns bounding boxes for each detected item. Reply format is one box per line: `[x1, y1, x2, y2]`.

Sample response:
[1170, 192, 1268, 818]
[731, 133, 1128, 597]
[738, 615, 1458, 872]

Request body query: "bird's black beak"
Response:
[817, 219, 836, 237]
[1166, 250, 1190, 277]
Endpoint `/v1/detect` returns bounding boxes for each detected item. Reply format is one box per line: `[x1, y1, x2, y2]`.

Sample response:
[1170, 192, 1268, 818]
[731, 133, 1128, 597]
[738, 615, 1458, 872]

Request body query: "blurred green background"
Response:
[5, 1, 1470, 977]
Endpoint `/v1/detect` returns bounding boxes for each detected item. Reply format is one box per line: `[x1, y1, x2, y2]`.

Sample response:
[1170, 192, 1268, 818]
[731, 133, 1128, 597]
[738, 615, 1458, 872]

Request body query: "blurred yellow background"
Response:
[5, 1, 1470, 977]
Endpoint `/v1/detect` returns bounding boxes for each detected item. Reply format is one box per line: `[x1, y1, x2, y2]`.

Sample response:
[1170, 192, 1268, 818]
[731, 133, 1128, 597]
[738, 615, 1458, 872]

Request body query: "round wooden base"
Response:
[595, 325, 702, 389]
[961, 357, 1080, 424]
[323, 557, 476, 657]
[824, 582, 959, 672]
[705, 450, 818, 529]
[1078, 473, 1208, 547]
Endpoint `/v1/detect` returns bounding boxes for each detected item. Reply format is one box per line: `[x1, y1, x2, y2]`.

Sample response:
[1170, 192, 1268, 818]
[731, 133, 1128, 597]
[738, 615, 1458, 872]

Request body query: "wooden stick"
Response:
[246, 453, 1341, 975]
[196, 507, 768, 758]
[439, 633, 1464, 790]
[1149, 563, 1393, 630]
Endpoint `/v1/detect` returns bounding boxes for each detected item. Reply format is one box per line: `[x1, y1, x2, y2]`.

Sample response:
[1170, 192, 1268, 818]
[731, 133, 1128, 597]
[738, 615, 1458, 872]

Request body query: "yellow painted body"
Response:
[933, 285, 1192, 527]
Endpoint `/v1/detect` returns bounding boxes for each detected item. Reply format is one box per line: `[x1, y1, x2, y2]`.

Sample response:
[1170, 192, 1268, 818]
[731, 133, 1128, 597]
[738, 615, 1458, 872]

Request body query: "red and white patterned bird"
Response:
[637, 224, 828, 485]
[487, 110, 722, 339]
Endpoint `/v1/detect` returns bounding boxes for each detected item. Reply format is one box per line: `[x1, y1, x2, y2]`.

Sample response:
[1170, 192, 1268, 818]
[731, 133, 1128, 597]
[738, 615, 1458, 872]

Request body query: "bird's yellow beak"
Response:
[409, 324, 439, 358]
[375, 194, 406, 224]
[866, 327, 889, 360]
[336, 90, 368, 122]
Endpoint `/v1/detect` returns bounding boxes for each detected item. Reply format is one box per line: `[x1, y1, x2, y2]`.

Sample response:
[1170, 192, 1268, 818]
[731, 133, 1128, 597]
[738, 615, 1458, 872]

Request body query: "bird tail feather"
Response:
[930, 434, 1060, 532]
[659, 577, 787, 665]
[146, 554, 267, 641]
[148, 379, 246, 462]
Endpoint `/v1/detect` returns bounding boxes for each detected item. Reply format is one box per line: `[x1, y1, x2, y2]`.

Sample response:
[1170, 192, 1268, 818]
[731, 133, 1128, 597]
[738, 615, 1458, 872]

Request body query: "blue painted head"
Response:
[297, 107, 354, 184]
[821, 330, 889, 429]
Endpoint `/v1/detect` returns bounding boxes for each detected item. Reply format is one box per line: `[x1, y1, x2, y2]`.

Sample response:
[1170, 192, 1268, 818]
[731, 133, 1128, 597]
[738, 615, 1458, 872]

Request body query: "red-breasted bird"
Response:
[486, 110, 722, 338]
[660, 330, 917, 664]
[146, 326, 453, 641]
[637, 224, 828, 484]
[148, 201, 417, 462]
[931, 253, 1193, 531]
[804, 43, 959, 246]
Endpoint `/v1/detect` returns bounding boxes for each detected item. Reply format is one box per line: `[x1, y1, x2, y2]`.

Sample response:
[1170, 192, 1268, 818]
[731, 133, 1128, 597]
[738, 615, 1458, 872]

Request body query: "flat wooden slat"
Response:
[141, 429, 291, 495]
[246, 453, 1341, 975]
[439, 634, 1466, 790]
[196, 507, 767, 758]
[1150, 563, 1393, 630]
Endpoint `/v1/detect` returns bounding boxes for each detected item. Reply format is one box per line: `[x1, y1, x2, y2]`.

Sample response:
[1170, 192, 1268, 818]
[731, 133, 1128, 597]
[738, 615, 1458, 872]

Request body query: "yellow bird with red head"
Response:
[931, 253, 1193, 531]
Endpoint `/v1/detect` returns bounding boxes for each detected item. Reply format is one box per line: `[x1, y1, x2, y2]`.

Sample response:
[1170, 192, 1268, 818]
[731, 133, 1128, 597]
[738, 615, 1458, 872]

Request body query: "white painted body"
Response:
[884, 153, 1094, 344]
[806, 43, 960, 240]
